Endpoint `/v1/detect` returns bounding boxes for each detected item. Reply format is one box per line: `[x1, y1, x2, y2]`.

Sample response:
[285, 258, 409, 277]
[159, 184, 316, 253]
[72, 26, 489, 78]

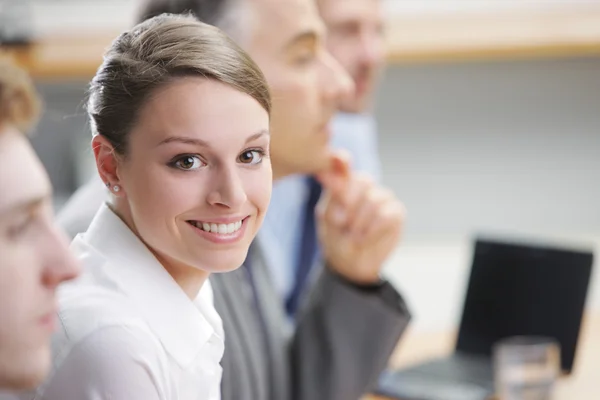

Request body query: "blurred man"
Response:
[263, 0, 387, 311]
[320, 0, 385, 114]
[57, 0, 410, 399]
[0, 60, 80, 390]
[322, 0, 386, 176]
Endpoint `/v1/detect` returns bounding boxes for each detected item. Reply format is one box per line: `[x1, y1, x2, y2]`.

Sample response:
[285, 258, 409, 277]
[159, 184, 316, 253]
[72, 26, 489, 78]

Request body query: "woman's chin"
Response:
[193, 252, 249, 274]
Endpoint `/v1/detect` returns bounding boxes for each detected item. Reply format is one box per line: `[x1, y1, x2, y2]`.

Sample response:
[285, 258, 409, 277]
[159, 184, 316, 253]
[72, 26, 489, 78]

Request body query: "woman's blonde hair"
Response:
[88, 13, 271, 155]
[0, 58, 41, 133]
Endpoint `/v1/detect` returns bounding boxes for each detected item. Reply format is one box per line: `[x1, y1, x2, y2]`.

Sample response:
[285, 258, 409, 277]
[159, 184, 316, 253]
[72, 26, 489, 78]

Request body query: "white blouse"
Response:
[25, 204, 223, 400]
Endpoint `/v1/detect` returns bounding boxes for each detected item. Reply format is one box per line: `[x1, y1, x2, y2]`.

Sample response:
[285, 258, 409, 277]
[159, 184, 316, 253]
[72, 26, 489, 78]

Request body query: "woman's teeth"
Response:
[189, 220, 243, 234]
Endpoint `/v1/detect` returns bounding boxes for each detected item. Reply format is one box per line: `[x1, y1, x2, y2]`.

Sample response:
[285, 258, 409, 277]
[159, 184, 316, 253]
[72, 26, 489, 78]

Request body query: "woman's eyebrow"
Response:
[157, 129, 270, 148]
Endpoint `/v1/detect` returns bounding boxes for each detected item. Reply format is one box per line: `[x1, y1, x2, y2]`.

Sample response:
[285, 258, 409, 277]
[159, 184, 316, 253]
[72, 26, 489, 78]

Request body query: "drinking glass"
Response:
[493, 336, 560, 400]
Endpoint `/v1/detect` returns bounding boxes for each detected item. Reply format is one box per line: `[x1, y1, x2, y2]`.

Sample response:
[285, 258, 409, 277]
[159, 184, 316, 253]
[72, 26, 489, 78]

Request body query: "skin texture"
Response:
[0, 125, 80, 389]
[94, 78, 272, 299]
[317, 0, 386, 113]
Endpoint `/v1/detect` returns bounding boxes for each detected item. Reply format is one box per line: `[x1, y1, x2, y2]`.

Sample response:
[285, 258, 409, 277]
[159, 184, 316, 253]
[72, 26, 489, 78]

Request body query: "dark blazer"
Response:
[211, 239, 410, 400]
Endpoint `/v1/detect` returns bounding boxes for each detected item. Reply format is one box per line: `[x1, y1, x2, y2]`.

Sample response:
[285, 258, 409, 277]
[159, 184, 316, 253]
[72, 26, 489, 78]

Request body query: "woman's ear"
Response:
[92, 135, 123, 196]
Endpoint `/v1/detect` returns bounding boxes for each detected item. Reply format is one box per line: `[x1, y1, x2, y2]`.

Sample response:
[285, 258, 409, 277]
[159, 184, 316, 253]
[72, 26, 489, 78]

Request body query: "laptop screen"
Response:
[455, 238, 594, 373]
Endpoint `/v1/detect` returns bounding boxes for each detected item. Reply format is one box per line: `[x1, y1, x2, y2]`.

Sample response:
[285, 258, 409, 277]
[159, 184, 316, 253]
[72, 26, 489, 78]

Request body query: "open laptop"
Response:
[376, 237, 595, 400]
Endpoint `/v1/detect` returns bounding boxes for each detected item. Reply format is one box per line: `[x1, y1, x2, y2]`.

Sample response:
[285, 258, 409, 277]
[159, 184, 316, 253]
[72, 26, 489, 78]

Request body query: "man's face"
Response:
[245, 0, 353, 178]
[318, 0, 385, 113]
[0, 126, 79, 389]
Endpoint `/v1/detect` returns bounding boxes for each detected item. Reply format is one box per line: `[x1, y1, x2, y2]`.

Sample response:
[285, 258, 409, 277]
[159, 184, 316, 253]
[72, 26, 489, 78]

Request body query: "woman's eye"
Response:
[239, 150, 264, 165]
[173, 155, 204, 170]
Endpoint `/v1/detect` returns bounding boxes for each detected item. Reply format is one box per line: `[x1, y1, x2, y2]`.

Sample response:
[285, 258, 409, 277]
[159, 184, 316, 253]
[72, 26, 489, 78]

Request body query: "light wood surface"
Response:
[0, 35, 112, 81]
[385, 4, 600, 64]
[2, 3, 600, 80]
[365, 312, 600, 400]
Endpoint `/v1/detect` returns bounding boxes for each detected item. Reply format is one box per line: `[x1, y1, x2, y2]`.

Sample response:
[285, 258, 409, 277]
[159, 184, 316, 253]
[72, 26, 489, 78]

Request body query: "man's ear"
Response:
[92, 135, 123, 196]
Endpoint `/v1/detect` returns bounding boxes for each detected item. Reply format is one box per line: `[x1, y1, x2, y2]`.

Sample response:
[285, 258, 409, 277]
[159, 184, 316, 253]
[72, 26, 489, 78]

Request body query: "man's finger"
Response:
[316, 150, 352, 195]
[347, 189, 387, 240]
[315, 190, 331, 222]
[363, 201, 405, 244]
[335, 173, 371, 216]
[317, 190, 350, 229]
[329, 150, 352, 179]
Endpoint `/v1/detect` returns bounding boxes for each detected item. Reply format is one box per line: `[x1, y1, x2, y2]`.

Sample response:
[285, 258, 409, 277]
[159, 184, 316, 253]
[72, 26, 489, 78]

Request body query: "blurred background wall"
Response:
[376, 56, 600, 330]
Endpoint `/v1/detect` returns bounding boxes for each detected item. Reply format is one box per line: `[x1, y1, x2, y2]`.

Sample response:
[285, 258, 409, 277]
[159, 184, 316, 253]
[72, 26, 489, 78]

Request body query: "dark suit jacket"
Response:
[211, 240, 410, 400]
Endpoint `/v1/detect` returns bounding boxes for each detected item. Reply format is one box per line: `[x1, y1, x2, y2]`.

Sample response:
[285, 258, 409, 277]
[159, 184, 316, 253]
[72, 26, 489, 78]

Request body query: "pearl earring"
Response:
[112, 185, 120, 193]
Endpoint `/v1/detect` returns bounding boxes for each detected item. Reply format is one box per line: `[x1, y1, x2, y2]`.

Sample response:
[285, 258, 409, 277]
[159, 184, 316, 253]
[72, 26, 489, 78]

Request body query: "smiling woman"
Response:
[19, 13, 272, 400]
[111, 77, 272, 275]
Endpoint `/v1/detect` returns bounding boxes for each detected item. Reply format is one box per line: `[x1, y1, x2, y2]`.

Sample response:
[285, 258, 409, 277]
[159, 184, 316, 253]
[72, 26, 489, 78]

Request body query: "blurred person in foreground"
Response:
[57, 0, 411, 399]
[0, 59, 79, 391]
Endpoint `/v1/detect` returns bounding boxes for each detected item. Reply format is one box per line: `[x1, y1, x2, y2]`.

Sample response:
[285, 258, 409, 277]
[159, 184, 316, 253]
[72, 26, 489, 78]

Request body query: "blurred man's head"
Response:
[138, 0, 353, 179]
[0, 60, 80, 389]
[317, 0, 385, 113]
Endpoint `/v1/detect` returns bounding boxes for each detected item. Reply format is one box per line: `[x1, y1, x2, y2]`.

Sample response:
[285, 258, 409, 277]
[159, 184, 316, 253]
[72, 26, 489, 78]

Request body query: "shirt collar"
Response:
[76, 203, 223, 368]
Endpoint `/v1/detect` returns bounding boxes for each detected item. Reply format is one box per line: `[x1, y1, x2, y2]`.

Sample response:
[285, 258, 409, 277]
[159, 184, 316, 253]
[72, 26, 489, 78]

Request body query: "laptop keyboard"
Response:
[410, 354, 494, 386]
[376, 355, 494, 400]
[378, 370, 491, 400]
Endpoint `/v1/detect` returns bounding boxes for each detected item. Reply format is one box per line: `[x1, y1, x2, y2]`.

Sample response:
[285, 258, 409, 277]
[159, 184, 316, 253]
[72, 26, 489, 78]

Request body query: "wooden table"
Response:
[366, 313, 600, 400]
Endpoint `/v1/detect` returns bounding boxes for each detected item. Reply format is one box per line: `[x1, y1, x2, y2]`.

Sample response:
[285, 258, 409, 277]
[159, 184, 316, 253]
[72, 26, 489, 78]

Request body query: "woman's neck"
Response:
[154, 255, 210, 300]
[110, 200, 209, 301]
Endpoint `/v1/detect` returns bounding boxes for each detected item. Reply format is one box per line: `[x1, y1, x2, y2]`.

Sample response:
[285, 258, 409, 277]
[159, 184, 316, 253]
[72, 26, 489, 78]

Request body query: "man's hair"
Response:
[137, 0, 242, 38]
[0, 58, 41, 133]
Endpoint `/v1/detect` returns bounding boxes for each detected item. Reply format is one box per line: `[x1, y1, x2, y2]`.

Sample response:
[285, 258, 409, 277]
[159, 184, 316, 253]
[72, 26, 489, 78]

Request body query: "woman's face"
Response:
[106, 77, 271, 275]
